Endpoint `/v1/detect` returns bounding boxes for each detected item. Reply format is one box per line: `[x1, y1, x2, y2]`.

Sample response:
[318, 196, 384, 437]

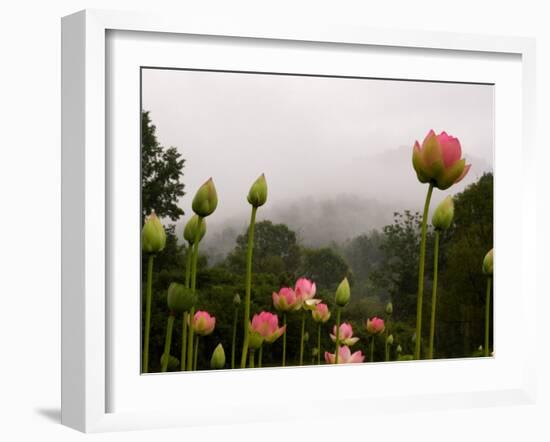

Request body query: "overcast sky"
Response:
[141, 68, 493, 252]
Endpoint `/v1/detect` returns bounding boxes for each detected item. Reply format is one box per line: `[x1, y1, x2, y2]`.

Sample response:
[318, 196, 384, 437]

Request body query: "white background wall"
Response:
[0, 1, 548, 441]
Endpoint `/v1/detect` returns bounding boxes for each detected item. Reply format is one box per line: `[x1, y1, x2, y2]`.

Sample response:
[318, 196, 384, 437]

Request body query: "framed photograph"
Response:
[61, 9, 537, 432]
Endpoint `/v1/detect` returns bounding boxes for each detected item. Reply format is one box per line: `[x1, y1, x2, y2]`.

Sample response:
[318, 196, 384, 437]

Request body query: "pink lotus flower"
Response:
[192, 310, 216, 336]
[325, 346, 365, 364]
[330, 322, 359, 346]
[295, 277, 316, 301]
[272, 287, 301, 312]
[250, 311, 286, 344]
[365, 317, 385, 335]
[311, 303, 331, 323]
[412, 130, 471, 190]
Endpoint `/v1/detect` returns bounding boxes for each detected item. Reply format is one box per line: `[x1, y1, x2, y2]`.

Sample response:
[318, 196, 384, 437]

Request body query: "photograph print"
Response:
[140, 68, 494, 373]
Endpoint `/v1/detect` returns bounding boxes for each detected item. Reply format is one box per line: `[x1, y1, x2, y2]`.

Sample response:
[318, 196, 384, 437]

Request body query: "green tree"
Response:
[300, 247, 350, 290]
[141, 110, 186, 221]
[226, 220, 301, 279]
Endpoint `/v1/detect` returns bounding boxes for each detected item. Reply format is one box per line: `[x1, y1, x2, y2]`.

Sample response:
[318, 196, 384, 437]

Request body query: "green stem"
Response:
[485, 276, 492, 357]
[231, 307, 238, 369]
[186, 218, 203, 371]
[184, 242, 192, 288]
[193, 335, 199, 370]
[370, 336, 375, 362]
[180, 312, 188, 370]
[282, 313, 287, 367]
[240, 206, 258, 368]
[299, 310, 306, 365]
[385, 341, 389, 362]
[249, 350, 255, 368]
[142, 254, 154, 373]
[334, 307, 341, 364]
[161, 314, 175, 372]
[258, 346, 263, 368]
[428, 230, 440, 359]
[317, 323, 321, 365]
[414, 183, 434, 360]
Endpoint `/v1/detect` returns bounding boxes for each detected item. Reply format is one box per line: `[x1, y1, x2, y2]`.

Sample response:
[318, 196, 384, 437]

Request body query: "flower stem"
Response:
[258, 346, 263, 368]
[249, 350, 255, 368]
[161, 314, 175, 372]
[385, 340, 389, 362]
[240, 206, 258, 368]
[142, 254, 154, 373]
[193, 335, 199, 370]
[299, 310, 306, 365]
[414, 183, 434, 360]
[180, 242, 192, 371]
[334, 307, 341, 364]
[370, 336, 375, 362]
[180, 312, 188, 370]
[186, 217, 203, 371]
[317, 323, 321, 365]
[282, 313, 287, 367]
[484, 276, 492, 357]
[428, 230, 440, 359]
[231, 306, 238, 369]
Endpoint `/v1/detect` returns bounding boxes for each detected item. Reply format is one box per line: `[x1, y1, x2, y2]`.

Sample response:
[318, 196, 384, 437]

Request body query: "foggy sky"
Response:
[141, 68, 493, 254]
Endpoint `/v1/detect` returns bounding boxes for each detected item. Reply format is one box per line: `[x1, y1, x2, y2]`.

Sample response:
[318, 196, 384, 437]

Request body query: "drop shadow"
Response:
[35, 407, 61, 423]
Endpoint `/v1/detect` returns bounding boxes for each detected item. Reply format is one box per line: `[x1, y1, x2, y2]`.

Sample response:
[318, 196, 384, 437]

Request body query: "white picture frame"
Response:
[61, 9, 537, 433]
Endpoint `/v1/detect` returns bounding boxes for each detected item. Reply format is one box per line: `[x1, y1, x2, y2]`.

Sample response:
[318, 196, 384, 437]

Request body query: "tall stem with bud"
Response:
[414, 183, 434, 359]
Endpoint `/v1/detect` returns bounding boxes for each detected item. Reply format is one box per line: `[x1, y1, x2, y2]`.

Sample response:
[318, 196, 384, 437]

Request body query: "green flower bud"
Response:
[303, 332, 309, 343]
[335, 277, 351, 307]
[210, 343, 226, 369]
[411, 332, 416, 344]
[431, 196, 455, 230]
[386, 302, 393, 315]
[183, 214, 206, 244]
[311, 347, 319, 356]
[396, 344, 402, 354]
[386, 334, 394, 345]
[482, 248, 493, 276]
[233, 293, 241, 307]
[247, 173, 268, 208]
[167, 282, 196, 314]
[141, 210, 166, 253]
[160, 353, 180, 371]
[192, 178, 218, 217]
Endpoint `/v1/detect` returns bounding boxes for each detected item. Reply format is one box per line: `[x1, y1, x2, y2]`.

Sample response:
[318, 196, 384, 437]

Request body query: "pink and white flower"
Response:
[330, 322, 359, 346]
[250, 311, 286, 344]
[272, 287, 301, 311]
[365, 317, 385, 335]
[192, 310, 216, 336]
[324, 346, 365, 364]
[311, 303, 331, 323]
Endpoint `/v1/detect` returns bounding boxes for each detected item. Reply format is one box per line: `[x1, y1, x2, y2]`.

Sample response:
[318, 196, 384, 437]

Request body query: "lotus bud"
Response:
[183, 214, 206, 244]
[396, 344, 402, 354]
[247, 173, 268, 208]
[412, 130, 471, 190]
[312, 347, 319, 357]
[210, 343, 226, 369]
[478, 345, 483, 352]
[482, 248, 493, 276]
[160, 353, 180, 371]
[386, 302, 393, 315]
[432, 196, 455, 230]
[304, 332, 309, 343]
[411, 332, 417, 344]
[335, 277, 351, 307]
[233, 293, 241, 307]
[141, 210, 166, 253]
[386, 334, 394, 345]
[311, 303, 331, 323]
[250, 312, 285, 344]
[365, 317, 385, 335]
[192, 311, 216, 336]
[167, 282, 196, 314]
[192, 178, 218, 217]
